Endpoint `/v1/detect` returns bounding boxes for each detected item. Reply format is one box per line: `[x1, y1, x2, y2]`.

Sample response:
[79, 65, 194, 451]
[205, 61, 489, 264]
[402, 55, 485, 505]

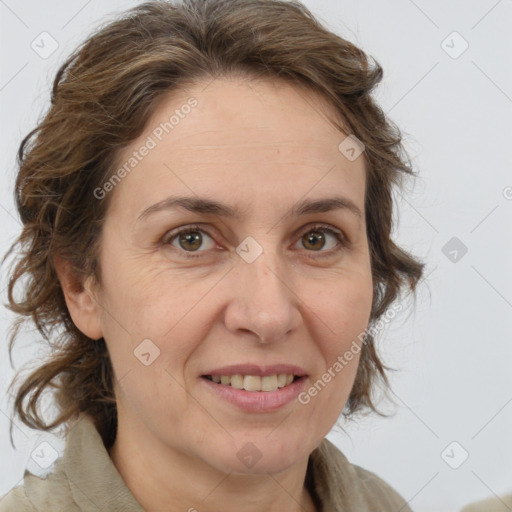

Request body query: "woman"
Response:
[0, 0, 423, 510]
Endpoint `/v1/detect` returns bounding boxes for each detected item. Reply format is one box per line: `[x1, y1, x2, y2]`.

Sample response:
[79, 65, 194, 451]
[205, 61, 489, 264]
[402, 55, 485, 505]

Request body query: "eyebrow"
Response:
[137, 194, 362, 223]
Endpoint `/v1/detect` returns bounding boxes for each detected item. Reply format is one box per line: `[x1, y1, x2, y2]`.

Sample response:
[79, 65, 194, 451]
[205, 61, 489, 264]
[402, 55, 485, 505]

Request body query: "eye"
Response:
[293, 224, 346, 257]
[162, 224, 216, 258]
[161, 223, 346, 259]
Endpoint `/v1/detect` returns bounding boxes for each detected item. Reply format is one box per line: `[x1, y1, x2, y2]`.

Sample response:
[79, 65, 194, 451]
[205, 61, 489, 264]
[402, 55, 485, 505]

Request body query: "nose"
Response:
[223, 249, 302, 344]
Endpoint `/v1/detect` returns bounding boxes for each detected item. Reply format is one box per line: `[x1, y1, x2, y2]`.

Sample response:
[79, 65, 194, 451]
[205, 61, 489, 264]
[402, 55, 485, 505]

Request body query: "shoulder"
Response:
[0, 467, 78, 512]
[310, 438, 413, 511]
[0, 414, 143, 512]
[351, 463, 413, 511]
[459, 494, 512, 512]
[0, 484, 36, 512]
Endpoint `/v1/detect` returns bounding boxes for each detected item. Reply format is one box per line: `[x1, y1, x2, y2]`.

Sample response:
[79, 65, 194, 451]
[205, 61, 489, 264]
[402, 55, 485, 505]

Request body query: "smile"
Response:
[200, 373, 308, 412]
[203, 374, 298, 392]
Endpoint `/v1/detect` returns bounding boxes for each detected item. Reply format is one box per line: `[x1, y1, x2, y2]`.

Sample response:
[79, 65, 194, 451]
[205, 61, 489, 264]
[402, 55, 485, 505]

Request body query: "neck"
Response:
[108, 418, 318, 512]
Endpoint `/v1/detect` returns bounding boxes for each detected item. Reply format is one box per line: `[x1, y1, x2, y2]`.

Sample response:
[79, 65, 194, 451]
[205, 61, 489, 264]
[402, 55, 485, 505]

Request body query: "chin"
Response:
[206, 434, 310, 476]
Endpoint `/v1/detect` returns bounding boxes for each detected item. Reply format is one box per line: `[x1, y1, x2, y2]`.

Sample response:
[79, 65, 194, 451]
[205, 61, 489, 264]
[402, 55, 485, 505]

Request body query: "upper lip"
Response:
[202, 364, 308, 377]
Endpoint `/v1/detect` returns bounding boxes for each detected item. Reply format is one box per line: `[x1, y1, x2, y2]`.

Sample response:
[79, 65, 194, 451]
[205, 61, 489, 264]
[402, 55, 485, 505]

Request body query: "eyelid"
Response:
[161, 222, 349, 258]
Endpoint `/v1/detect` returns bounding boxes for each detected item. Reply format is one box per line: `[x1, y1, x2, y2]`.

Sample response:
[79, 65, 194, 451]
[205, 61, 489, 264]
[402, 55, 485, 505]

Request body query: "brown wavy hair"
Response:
[2, 0, 424, 450]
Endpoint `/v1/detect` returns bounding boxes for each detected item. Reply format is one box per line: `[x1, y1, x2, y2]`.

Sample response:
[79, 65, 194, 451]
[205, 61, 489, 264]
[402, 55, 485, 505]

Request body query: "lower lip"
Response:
[200, 376, 307, 412]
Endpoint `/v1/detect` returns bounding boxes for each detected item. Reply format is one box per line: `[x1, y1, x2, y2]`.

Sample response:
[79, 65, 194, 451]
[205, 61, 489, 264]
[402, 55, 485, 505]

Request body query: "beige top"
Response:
[460, 494, 512, 512]
[0, 413, 413, 511]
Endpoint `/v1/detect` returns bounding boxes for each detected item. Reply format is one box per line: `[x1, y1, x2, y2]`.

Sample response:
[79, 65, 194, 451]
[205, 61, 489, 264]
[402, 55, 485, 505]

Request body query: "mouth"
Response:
[199, 364, 308, 411]
[202, 373, 303, 392]
[200, 365, 308, 412]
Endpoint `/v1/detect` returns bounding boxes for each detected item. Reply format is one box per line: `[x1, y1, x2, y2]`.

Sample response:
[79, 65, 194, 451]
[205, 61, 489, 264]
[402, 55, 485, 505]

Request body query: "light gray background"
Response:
[1, 1, 511, 511]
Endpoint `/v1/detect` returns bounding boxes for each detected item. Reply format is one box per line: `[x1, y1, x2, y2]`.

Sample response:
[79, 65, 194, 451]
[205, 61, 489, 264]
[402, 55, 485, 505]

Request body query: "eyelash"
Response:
[161, 223, 348, 260]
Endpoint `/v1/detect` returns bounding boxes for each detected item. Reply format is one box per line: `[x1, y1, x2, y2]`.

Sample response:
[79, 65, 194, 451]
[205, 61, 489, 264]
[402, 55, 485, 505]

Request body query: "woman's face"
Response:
[84, 77, 373, 474]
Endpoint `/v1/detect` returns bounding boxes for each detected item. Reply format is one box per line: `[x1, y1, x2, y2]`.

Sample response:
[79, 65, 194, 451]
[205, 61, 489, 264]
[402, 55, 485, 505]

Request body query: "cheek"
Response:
[98, 265, 218, 392]
[300, 276, 372, 415]
[98, 244, 195, 333]
[315, 271, 373, 349]
[306, 275, 372, 409]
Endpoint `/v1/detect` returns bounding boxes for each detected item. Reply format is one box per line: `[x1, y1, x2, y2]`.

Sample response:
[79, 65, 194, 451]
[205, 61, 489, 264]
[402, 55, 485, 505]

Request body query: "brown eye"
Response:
[163, 225, 215, 256]
[302, 230, 326, 251]
[295, 225, 345, 257]
[162, 223, 346, 260]
[178, 230, 203, 251]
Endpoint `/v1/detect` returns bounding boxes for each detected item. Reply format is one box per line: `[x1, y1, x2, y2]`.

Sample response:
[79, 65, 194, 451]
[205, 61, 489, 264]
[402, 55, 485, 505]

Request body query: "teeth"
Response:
[261, 375, 278, 391]
[230, 374, 244, 389]
[244, 375, 261, 391]
[208, 374, 297, 391]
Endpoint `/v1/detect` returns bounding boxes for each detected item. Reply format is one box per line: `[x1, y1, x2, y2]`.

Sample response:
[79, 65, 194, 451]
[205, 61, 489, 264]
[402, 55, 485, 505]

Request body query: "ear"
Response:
[53, 254, 103, 340]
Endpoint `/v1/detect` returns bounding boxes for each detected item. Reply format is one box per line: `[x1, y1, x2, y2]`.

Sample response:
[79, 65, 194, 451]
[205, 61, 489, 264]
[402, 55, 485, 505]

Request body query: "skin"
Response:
[56, 76, 373, 512]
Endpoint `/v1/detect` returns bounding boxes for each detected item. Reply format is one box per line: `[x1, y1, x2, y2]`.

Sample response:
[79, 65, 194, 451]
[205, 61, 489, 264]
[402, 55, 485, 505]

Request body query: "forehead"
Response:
[108, 77, 366, 217]
[157, 77, 347, 150]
